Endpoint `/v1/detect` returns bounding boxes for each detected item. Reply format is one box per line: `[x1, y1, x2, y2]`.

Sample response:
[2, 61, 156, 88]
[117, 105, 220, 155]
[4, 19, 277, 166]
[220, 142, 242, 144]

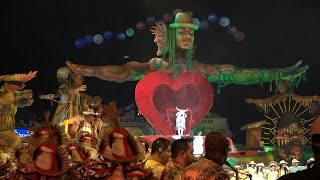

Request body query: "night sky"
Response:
[2, 0, 320, 142]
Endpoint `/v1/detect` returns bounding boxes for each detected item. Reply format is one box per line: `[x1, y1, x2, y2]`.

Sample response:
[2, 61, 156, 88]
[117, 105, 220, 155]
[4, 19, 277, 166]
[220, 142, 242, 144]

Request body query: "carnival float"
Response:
[0, 10, 316, 180]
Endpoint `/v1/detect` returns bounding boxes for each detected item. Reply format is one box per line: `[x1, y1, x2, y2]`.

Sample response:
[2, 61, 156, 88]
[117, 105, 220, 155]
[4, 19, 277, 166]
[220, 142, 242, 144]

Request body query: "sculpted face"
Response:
[176, 27, 194, 49]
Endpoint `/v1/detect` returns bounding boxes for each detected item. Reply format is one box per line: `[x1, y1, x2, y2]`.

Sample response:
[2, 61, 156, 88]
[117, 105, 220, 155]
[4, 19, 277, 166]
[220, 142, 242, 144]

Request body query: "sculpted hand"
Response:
[76, 85, 87, 92]
[38, 94, 54, 100]
[66, 61, 95, 77]
[16, 98, 34, 107]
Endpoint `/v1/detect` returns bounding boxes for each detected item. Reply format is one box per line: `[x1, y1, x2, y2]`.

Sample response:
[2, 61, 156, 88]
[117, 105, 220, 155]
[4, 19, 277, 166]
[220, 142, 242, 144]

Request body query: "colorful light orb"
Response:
[226, 25, 237, 35]
[219, 17, 230, 27]
[93, 34, 103, 44]
[136, 21, 146, 31]
[156, 19, 165, 25]
[103, 30, 113, 40]
[192, 18, 200, 26]
[116, 32, 126, 41]
[147, 16, 156, 25]
[126, 28, 135, 37]
[173, 9, 182, 16]
[208, 13, 219, 23]
[200, 20, 209, 30]
[233, 31, 245, 42]
[83, 34, 94, 45]
[163, 12, 174, 23]
[74, 38, 85, 48]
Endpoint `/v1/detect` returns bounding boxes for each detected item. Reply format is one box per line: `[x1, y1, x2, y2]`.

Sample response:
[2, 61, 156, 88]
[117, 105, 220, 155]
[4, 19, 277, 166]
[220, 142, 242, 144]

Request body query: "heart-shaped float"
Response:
[135, 72, 214, 135]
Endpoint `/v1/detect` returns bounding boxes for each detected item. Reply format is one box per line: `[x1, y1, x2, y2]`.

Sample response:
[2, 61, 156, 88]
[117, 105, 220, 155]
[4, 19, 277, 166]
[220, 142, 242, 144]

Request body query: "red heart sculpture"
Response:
[135, 72, 214, 135]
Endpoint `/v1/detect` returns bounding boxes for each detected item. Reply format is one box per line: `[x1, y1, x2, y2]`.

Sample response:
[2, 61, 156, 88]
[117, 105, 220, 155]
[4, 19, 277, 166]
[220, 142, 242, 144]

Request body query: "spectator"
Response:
[181, 132, 230, 179]
[143, 138, 171, 179]
[161, 138, 194, 180]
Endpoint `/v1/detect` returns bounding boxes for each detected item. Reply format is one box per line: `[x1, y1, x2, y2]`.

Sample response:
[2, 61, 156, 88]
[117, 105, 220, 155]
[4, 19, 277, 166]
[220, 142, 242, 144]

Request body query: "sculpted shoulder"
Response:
[147, 58, 173, 75]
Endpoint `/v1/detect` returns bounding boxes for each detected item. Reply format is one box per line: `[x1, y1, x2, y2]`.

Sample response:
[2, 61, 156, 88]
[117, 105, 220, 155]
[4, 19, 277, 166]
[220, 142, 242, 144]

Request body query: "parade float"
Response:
[0, 10, 314, 179]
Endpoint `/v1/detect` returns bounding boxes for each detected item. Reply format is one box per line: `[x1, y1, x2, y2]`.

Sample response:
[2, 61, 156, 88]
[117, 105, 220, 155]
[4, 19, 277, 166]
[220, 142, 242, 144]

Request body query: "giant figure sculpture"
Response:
[66, 12, 308, 93]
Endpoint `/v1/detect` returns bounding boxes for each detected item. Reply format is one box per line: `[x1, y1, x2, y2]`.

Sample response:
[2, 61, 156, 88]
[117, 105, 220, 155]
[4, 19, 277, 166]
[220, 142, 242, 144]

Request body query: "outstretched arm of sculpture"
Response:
[66, 58, 307, 94]
[200, 60, 307, 83]
[39, 83, 87, 101]
[0, 89, 33, 105]
[198, 60, 308, 92]
[66, 58, 172, 82]
[66, 60, 152, 82]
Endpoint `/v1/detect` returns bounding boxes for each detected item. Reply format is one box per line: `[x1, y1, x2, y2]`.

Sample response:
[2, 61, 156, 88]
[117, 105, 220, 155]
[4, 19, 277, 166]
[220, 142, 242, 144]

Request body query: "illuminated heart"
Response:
[135, 72, 213, 135]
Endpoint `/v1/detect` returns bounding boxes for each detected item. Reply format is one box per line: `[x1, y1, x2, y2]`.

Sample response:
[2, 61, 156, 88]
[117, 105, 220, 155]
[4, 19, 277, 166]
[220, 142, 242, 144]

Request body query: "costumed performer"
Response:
[0, 71, 37, 154]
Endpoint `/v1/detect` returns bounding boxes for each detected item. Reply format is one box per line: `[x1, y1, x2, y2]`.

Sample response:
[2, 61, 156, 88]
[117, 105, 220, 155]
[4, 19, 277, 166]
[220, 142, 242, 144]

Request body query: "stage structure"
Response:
[115, 106, 232, 137]
[245, 80, 319, 163]
[241, 120, 266, 149]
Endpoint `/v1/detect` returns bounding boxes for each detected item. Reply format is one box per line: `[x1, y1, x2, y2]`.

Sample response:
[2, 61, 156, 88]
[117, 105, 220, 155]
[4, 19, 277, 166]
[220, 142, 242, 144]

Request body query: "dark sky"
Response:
[2, 0, 320, 141]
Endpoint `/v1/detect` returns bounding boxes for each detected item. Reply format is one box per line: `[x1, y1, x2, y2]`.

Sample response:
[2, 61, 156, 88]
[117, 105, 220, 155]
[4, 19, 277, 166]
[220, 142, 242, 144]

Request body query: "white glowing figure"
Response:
[175, 107, 188, 136]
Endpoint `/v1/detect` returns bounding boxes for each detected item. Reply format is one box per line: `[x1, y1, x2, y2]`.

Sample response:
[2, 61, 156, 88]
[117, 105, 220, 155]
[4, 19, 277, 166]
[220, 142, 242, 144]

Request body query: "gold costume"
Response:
[181, 158, 229, 180]
[161, 160, 183, 180]
[144, 159, 165, 180]
[0, 103, 16, 131]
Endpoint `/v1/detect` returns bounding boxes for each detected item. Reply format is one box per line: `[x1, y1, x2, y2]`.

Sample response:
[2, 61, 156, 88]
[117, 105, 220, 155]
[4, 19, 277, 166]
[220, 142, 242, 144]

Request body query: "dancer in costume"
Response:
[0, 71, 37, 154]
[70, 104, 102, 140]
[66, 12, 308, 93]
[22, 114, 71, 179]
[96, 101, 152, 179]
[0, 71, 37, 131]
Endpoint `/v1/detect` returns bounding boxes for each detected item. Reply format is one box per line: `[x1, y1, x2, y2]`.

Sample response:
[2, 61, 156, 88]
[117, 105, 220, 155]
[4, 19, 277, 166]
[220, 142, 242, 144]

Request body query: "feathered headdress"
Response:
[0, 71, 38, 83]
[99, 101, 140, 162]
[102, 100, 121, 128]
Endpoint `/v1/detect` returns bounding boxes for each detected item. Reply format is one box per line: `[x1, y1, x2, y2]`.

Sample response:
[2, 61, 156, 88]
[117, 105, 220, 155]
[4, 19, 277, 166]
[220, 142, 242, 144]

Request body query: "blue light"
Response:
[15, 128, 29, 137]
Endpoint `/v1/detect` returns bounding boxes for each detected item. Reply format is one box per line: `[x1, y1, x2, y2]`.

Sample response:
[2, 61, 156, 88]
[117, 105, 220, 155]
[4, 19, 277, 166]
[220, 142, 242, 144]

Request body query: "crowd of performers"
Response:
[227, 158, 315, 180]
[0, 11, 319, 179]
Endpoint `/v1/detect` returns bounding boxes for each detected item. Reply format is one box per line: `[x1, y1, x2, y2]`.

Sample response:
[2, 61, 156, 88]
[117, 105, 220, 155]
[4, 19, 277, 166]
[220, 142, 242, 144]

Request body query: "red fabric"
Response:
[135, 72, 214, 135]
[34, 144, 59, 175]
[82, 133, 94, 143]
[109, 128, 136, 161]
[68, 144, 88, 161]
